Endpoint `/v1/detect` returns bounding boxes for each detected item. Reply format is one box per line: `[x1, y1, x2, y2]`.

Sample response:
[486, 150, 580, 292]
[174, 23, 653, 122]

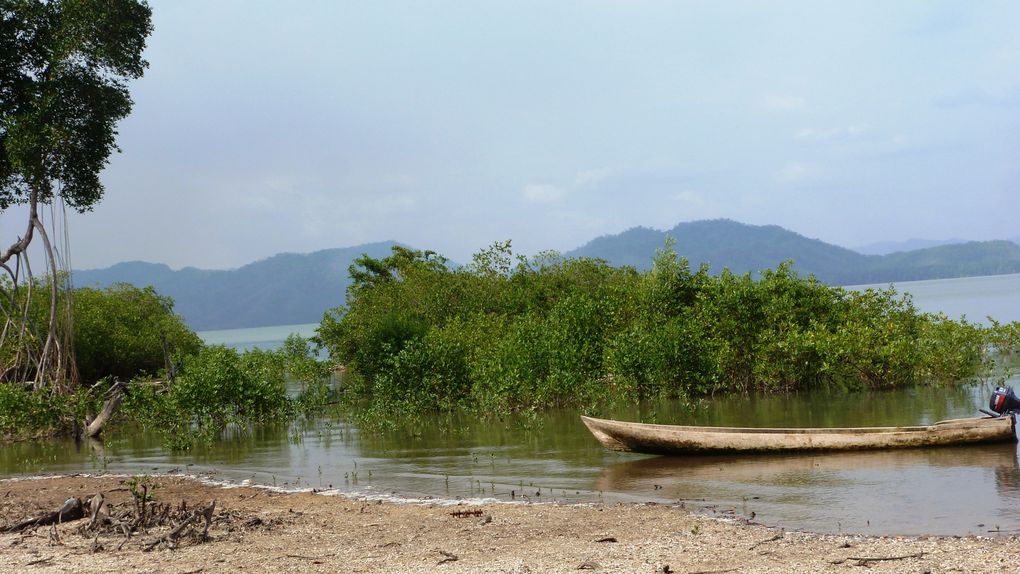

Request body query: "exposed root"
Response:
[2, 488, 245, 554]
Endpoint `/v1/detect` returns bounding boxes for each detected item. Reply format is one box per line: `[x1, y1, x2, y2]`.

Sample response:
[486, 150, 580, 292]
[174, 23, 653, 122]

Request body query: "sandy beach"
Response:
[1, 474, 1017, 573]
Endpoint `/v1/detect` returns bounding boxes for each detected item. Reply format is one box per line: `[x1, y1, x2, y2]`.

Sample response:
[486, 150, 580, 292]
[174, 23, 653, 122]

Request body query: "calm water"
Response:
[2, 384, 1017, 536]
[848, 272, 1020, 325]
[198, 323, 318, 352]
[3, 273, 1020, 537]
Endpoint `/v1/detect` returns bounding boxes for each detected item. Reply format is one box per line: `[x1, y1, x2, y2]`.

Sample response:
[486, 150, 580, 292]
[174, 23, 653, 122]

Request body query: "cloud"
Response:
[522, 183, 566, 203]
[776, 161, 820, 184]
[574, 168, 612, 187]
[934, 87, 1020, 109]
[379, 173, 418, 187]
[763, 94, 807, 112]
[371, 192, 418, 213]
[795, 125, 868, 141]
[670, 190, 705, 205]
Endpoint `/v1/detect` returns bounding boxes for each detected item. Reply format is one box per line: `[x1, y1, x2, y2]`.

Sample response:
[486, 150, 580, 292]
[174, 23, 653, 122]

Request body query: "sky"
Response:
[3, 0, 1020, 270]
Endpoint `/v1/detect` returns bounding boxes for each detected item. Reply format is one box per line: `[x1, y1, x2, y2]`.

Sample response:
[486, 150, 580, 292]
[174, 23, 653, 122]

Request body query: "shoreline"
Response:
[2, 474, 1017, 573]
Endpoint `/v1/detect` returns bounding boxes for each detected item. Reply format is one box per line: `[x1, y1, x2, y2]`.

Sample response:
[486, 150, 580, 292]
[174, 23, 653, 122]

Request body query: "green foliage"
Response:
[119, 337, 336, 449]
[469, 313, 547, 412]
[0, 381, 99, 439]
[0, 279, 200, 385]
[915, 316, 990, 386]
[0, 383, 63, 438]
[372, 323, 473, 412]
[321, 243, 1018, 414]
[125, 475, 158, 503]
[122, 345, 293, 449]
[73, 283, 203, 384]
[1, 284, 335, 440]
[0, 0, 153, 210]
[280, 334, 334, 408]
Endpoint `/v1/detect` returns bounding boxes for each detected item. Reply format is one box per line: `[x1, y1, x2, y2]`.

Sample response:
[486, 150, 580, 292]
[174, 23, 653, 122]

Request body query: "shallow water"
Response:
[3, 382, 1018, 536]
[848, 272, 1020, 325]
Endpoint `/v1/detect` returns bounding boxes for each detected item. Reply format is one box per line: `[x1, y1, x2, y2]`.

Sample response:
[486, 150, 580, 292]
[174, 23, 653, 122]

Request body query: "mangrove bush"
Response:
[319, 242, 1020, 414]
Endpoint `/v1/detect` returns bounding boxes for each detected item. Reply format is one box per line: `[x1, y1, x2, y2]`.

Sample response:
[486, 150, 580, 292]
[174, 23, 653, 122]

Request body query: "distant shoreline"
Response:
[197, 322, 318, 346]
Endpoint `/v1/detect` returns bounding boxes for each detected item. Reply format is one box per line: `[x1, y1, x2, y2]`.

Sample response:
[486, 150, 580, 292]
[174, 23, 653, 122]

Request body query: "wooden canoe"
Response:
[580, 414, 1017, 455]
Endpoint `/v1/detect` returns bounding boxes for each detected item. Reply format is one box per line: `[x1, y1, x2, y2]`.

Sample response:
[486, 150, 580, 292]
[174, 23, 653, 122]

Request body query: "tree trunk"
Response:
[0, 182, 78, 391]
[85, 380, 128, 438]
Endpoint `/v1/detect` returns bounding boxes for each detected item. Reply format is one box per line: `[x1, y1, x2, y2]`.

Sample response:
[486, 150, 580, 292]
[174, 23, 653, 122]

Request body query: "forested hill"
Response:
[566, 219, 1020, 285]
[72, 241, 400, 331]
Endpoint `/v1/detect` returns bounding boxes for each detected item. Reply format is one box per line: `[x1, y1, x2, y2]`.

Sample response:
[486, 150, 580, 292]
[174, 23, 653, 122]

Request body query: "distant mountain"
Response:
[567, 220, 868, 282]
[853, 238, 968, 256]
[852, 240, 1020, 284]
[565, 219, 1020, 285]
[73, 241, 400, 331]
[73, 222, 1020, 331]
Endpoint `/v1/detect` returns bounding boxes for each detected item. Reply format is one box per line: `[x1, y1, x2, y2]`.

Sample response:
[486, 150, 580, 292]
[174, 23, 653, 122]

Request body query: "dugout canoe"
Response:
[580, 414, 1017, 455]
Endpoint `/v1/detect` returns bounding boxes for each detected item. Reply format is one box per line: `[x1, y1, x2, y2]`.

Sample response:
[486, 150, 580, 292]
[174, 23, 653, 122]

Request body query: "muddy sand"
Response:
[1, 475, 1017, 573]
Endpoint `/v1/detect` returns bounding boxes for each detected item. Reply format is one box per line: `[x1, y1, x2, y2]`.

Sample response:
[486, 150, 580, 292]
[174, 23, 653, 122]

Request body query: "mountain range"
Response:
[73, 220, 1020, 330]
[565, 220, 1020, 284]
[74, 242, 399, 331]
[852, 238, 968, 256]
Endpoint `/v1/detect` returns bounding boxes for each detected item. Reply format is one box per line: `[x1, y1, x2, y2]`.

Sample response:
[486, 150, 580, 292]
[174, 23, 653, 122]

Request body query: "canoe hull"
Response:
[580, 415, 1017, 455]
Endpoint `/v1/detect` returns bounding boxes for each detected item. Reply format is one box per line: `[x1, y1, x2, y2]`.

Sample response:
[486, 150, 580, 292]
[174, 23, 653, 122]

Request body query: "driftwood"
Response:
[749, 531, 783, 550]
[830, 551, 926, 565]
[2, 497, 86, 533]
[4, 488, 234, 556]
[85, 379, 128, 438]
[143, 501, 216, 552]
[437, 550, 459, 565]
[87, 493, 106, 528]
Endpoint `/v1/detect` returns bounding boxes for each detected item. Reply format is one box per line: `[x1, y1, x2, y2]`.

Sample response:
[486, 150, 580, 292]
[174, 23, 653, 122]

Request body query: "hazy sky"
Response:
[4, 0, 1019, 270]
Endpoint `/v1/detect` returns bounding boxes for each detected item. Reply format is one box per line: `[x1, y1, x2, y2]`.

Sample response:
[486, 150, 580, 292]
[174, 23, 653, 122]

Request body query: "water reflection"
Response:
[597, 444, 1020, 535]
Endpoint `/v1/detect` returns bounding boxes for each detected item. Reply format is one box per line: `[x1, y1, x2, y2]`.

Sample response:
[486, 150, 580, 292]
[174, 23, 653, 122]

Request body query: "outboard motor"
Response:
[988, 386, 1020, 417]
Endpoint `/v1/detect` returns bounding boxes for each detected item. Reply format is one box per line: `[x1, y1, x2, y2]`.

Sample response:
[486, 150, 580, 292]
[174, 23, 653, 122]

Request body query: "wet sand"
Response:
[1, 475, 1016, 573]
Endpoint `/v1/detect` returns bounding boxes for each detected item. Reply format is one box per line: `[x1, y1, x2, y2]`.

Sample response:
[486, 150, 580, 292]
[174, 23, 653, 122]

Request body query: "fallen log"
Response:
[2, 497, 86, 533]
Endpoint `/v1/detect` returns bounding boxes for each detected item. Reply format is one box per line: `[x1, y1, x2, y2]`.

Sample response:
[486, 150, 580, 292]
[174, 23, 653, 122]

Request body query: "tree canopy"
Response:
[0, 0, 152, 216]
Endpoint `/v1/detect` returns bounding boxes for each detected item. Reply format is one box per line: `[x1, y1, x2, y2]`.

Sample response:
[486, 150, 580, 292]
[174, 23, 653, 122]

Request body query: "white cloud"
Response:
[574, 168, 612, 187]
[763, 94, 807, 112]
[777, 161, 820, 184]
[372, 192, 418, 212]
[380, 173, 418, 187]
[670, 190, 705, 205]
[522, 183, 566, 203]
[795, 125, 868, 141]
